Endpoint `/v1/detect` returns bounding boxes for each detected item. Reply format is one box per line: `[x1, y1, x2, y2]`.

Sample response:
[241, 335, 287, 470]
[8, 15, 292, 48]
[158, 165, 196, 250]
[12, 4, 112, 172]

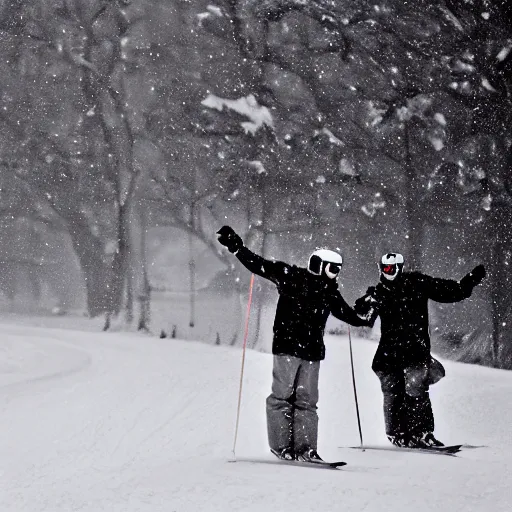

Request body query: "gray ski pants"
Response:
[266, 354, 320, 454]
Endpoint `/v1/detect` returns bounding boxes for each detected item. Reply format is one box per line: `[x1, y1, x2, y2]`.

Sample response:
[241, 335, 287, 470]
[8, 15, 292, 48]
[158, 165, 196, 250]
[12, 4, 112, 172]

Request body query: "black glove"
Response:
[216, 226, 243, 253]
[354, 297, 370, 315]
[354, 287, 377, 314]
[460, 264, 486, 292]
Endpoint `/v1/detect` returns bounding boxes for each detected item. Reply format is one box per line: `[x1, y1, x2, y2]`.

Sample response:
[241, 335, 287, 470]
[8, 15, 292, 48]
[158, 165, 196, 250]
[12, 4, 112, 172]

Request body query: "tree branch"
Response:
[152, 176, 233, 268]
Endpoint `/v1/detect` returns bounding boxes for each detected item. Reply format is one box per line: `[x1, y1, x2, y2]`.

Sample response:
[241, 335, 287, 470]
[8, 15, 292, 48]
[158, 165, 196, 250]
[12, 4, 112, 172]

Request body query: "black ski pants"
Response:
[266, 355, 320, 454]
[376, 365, 434, 437]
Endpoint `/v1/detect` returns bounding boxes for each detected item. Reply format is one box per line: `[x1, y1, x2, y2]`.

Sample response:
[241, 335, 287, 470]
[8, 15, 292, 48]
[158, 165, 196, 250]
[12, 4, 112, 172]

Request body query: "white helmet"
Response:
[308, 249, 343, 279]
[379, 253, 404, 281]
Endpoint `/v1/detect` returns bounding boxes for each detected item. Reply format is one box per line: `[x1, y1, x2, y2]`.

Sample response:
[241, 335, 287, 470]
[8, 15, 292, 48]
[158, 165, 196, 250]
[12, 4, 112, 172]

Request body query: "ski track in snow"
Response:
[0, 321, 511, 512]
[0, 334, 92, 392]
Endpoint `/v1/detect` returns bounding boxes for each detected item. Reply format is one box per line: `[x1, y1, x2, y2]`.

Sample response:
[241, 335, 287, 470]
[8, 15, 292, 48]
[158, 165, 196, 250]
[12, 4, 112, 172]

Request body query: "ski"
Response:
[348, 444, 462, 455]
[295, 458, 347, 469]
[232, 458, 347, 470]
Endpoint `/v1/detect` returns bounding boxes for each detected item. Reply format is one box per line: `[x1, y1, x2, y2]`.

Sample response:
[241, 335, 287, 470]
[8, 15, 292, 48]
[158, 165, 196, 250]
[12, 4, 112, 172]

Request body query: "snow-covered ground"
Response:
[1, 319, 511, 512]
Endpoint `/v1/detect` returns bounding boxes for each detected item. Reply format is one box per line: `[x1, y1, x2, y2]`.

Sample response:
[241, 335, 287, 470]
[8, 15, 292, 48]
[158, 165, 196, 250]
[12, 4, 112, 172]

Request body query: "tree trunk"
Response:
[252, 174, 269, 349]
[403, 123, 423, 271]
[253, 232, 268, 349]
[490, 236, 501, 367]
[139, 206, 151, 332]
[189, 196, 197, 328]
[129, 200, 151, 332]
[107, 201, 132, 319]
[65, 211, 110, 317]
[489, 206, 512, 368]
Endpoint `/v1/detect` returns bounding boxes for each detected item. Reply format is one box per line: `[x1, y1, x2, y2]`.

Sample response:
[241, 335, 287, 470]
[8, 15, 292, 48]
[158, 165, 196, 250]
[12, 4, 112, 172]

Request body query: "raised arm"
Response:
[424, 265, 486, 303]
[235, 246, 291, 284]
[330, 290, 371, 327]
[217, 226, 290, 284]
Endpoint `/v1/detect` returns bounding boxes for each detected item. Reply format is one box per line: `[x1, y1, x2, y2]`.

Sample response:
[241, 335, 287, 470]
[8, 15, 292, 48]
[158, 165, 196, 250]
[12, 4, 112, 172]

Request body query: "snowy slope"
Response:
[1, 321, 511, 512]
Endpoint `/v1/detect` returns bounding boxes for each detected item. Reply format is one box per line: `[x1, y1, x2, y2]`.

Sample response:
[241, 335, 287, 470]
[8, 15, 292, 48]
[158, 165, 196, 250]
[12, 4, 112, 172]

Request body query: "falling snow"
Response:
[0, 3, 512, 508]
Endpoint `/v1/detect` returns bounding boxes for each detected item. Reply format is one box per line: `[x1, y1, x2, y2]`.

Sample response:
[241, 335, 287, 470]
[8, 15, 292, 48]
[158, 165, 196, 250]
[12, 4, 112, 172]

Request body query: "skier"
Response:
[354, 253, 486, 448]
[216, 226, 368, 462]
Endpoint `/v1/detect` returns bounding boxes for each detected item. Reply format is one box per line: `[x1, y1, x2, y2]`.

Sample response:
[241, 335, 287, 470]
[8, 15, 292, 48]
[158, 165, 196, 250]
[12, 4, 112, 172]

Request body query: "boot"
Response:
[410, 432, 444, 448]
[295, 448, 323, 462]
[270, 447, 295, 461]
[387, 433, 408, 448]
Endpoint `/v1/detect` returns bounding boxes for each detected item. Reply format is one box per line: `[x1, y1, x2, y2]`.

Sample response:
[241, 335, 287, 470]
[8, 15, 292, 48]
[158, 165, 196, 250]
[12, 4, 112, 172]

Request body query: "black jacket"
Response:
[236, 247, 367, 361]
[355, 272, 471, 372]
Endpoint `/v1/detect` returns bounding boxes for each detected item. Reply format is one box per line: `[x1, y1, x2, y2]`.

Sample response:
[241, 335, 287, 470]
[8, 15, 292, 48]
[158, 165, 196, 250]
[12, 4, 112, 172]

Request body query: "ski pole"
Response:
[348, 326, 364, 448]
[232, 273, 255, 459]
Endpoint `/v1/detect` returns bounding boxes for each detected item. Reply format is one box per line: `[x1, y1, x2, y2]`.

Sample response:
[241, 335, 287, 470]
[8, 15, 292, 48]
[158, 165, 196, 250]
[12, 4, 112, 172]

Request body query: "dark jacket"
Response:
[355, 272, 471, 372]
[236, 247, 367, 361]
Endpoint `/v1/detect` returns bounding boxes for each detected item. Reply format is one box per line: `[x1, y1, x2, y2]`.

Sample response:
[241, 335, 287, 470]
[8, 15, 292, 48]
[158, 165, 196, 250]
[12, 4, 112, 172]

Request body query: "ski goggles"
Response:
[380, 264, 397, 276]
[324, 262, 342, 279]
[326, 263, 342, 275]
[308, 255, 323, 275]
[308, 255, 342, 276]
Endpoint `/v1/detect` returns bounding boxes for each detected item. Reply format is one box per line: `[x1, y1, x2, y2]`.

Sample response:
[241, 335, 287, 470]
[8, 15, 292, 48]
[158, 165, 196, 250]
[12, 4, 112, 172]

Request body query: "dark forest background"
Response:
[0, 0, 511, 368]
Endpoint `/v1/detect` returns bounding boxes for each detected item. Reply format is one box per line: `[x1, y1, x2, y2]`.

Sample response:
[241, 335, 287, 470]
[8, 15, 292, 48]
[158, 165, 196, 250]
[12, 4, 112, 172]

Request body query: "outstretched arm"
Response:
[235, 246, 291, 284]
[425, 265, 486, 303]
[217, 226, 290, 284]
[424, 275, 468, 303]
[330, 290, 371, 327]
